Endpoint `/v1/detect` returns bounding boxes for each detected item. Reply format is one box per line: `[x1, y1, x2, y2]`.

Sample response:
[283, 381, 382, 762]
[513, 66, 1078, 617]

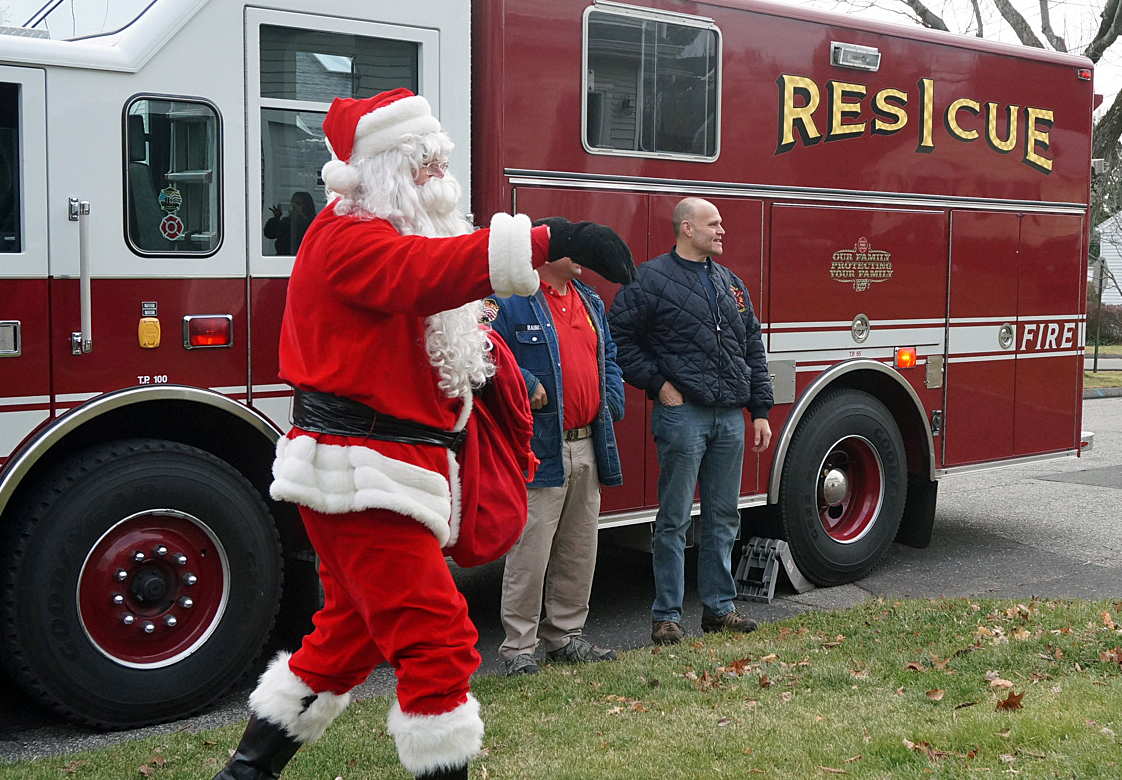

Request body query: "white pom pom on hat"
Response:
[320, 88, 442, 193]
[320, 159, 360, 196]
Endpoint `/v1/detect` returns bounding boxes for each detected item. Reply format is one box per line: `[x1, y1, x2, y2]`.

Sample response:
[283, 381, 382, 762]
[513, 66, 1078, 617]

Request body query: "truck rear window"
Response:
[584, 7, 720, 160]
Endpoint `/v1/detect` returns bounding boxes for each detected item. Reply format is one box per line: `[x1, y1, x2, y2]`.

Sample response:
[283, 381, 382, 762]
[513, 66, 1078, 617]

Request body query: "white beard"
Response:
[414, 173, 495, 399]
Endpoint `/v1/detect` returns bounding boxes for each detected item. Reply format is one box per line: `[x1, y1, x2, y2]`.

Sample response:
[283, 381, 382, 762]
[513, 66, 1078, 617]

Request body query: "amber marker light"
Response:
[894, 347, 917, 369]
[183, 315, 233, 349]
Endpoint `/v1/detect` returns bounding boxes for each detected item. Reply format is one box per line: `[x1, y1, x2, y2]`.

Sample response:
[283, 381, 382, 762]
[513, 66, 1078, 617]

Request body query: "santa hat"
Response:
[320, 88, 442, 195]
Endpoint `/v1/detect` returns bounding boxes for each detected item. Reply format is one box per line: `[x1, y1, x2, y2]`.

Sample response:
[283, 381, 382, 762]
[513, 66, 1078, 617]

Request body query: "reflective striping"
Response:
[0, 395, 50, 409]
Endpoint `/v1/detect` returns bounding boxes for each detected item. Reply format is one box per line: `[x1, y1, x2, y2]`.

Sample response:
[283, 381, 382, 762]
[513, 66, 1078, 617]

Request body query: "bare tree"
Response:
[821, 0, 1122, 222]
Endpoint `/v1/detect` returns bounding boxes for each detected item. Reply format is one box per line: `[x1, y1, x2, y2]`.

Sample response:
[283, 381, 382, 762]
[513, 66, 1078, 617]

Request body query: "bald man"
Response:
[608, 197, 773, 646]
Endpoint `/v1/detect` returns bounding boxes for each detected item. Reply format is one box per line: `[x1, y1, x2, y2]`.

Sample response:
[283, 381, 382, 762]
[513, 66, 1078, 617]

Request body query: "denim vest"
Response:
[485, 280, 624, 488]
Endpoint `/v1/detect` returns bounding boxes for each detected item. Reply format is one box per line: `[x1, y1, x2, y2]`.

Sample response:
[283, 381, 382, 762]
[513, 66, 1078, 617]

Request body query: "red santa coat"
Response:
[270, 208, 550, 547]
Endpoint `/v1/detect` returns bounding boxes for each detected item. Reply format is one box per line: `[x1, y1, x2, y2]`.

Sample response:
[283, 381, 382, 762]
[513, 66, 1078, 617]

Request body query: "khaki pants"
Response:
[499, 436, 600, 659]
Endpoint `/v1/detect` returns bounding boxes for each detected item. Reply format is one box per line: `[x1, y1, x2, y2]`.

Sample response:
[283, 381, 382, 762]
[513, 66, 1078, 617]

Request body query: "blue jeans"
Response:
[650, 401, 745, 623]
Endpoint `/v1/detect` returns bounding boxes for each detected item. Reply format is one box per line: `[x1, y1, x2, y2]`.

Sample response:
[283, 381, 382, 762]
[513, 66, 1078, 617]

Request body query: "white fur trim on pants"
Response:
[386, 694, 483, 776]
[270, 435, 454, 546]
[488, 212, 539, 297]
[248, 652, 351, 745]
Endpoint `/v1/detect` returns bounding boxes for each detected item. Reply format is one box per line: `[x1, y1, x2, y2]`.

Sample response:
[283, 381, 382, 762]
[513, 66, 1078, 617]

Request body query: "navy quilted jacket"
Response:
[608, 250, 773, 419]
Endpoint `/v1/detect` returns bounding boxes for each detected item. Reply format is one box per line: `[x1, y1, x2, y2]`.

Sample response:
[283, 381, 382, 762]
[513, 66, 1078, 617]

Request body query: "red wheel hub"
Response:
[77, 510, 229, 668]
[815, 436, 884, 543]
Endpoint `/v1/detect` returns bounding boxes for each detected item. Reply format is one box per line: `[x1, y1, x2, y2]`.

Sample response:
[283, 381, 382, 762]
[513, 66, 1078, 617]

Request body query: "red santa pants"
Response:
[287, 506, 481, 717]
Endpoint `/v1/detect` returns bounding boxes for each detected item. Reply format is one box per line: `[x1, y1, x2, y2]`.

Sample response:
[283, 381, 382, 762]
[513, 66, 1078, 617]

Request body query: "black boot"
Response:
[415, 764, 469, 780]
[212, 715, 302, 780]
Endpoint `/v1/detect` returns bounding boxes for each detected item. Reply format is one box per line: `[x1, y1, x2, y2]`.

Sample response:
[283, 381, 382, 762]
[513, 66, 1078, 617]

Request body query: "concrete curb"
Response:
[1084, 386, 1122, 400]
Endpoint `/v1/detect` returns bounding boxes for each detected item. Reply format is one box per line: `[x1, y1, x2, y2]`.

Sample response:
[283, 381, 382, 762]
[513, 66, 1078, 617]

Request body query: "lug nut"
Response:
[111, 593, 125, 605]
[172, 553, 187, 565]
[121, 614, 136, 625]
[182, 573, 197, 586]
[142, 622, 155, 634]
[163, 615, 178, 627]
[153, 545, 168, 556]
[115, 569, 128, 581]
[131, 551, 146, 562]
[179, 597, 194, 609]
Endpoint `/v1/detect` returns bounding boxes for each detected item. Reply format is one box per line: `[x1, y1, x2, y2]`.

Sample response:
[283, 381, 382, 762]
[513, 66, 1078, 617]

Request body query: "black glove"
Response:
[533, 217, 637, 285]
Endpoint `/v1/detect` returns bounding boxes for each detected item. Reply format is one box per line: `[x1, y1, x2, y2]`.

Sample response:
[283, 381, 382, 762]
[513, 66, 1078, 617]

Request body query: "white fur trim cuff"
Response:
[386, 695, 483, 776]
[248, 652, 351, 745]
[270, 435, 453, 546]
[488, 212, 539, 297]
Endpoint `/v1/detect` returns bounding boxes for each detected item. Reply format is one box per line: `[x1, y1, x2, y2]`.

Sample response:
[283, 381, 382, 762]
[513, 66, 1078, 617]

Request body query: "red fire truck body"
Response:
[0, 0, 1092, 728]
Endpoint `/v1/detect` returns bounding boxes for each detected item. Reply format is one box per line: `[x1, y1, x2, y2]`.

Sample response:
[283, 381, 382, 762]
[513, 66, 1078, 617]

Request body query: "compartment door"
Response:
[509, 186, 650, 514]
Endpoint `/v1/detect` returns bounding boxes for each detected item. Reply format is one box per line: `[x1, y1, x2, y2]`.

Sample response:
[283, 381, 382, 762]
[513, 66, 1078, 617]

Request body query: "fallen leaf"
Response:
[729, 657, 753, 675]
[996, 691, 1024, 711]
[138, 767, 155, 778]
[925, 689, 945, 701]
[997, 728, 1011, 738]
[904, 661, 924, 672]
[1102, 611, 1116, 630]
[844, 755, 862, 763]
[954, 701, 978, 710]
[989, 678, 1014, 689]
[758, 674, 771, 688]
[819, 767, 846, 774]
[717, 717, 731, 726]
[760, 653, 778, 663]
[778, 691, 792, 702]
[849, 668, 869, 680]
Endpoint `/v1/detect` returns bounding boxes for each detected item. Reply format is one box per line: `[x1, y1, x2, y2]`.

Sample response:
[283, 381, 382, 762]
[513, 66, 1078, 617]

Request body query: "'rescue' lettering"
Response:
[776, 74, 1054, 173]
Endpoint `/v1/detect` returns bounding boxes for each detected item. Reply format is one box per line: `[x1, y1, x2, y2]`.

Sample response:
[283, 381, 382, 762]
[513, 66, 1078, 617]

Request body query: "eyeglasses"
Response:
[421, 160, 449, 176]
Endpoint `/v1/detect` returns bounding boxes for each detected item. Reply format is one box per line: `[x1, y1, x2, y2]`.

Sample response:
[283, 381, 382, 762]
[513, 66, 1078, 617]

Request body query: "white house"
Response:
[1093, 212, 1122, 305]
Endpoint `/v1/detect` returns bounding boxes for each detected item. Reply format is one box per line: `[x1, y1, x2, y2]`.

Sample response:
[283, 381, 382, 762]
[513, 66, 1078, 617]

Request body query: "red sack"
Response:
[446, 331, 537, 567]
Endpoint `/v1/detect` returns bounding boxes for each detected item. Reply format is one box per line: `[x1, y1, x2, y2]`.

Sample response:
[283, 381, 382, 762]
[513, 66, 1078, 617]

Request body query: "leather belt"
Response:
[291, 388, 467, 452]
[563, 425, 592, 442]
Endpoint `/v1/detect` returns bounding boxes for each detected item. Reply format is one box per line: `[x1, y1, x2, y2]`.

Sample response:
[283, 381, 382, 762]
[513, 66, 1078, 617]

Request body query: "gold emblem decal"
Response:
[830, 237, 893, 292]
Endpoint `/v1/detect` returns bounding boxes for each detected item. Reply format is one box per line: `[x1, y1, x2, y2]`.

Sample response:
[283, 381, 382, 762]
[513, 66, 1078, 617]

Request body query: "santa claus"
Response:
[208, 89, 634, 780]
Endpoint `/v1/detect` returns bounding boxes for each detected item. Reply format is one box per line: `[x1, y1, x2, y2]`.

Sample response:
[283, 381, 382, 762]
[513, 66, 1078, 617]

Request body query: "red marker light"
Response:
[894, 347, 917, 369]
[1078, 68, 1093, 81]
[183, 315, 233, 349]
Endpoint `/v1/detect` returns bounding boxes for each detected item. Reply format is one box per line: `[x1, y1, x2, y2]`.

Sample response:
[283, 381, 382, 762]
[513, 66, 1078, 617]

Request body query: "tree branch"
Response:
[1086, 0, 1122, 63]
[969, 0, 984, 38]
[992, 0, 1044, 48]
[1037, 0, 1067, 52]
[899, 0, 949, 32]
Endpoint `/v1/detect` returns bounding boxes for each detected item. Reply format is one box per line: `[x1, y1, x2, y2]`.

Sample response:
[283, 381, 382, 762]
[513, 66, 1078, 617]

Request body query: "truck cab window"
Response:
[124, 98, 220, 255]
[0, 83, 20, 253]
[584, 9, 720, 159]
[259, 25, 419, 256]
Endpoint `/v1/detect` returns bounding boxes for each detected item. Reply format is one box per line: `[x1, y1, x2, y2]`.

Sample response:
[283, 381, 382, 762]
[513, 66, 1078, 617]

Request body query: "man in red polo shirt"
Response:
[483, 252, 625, 676]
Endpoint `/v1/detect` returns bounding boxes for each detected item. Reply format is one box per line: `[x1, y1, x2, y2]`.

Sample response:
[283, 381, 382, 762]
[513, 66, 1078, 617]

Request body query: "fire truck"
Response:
[0, 0, 1093, 728]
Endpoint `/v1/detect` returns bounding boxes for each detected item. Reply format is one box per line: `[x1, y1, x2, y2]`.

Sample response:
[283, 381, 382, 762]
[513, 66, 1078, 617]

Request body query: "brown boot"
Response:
[212, 715, 301, 780]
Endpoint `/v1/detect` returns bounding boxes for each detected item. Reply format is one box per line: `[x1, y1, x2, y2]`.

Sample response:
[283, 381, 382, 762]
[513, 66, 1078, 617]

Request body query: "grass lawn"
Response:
[2, 598, 1120, 779]
[1085, 370, 1122, 388]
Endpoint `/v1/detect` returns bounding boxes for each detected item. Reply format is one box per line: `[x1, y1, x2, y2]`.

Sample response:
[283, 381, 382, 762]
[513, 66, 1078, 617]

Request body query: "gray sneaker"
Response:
[544, 635, 617, 663]
[504, 654, 541, 676]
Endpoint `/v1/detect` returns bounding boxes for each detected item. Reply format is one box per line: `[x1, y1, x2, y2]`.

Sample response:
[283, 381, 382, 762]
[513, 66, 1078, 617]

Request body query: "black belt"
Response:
[291, 388, 467, 452]
[563, 425, 592, 441]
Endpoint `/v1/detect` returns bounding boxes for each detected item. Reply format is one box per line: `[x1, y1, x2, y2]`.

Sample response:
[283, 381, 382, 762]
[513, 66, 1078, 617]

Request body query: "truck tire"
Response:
[0, 438, 282, 728]
[777, 389, 906, 586]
